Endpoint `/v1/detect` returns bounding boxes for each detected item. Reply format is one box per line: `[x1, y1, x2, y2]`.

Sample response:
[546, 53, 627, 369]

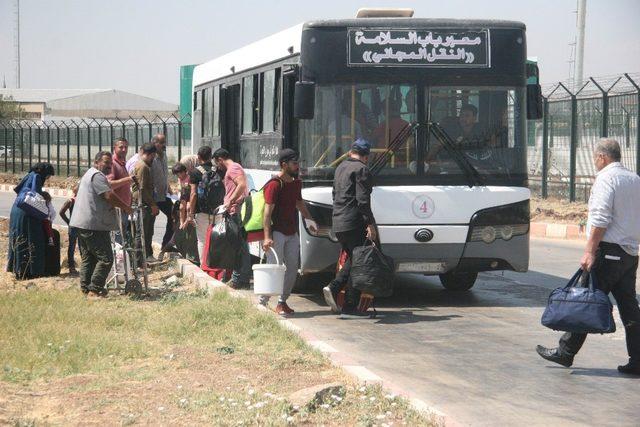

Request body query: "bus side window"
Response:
[261, 69, 279, 133]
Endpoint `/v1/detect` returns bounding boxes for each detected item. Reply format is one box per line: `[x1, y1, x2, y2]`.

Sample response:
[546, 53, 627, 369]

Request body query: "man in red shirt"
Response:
[260, 149, 317, 315]
[107, 137, 134, 242]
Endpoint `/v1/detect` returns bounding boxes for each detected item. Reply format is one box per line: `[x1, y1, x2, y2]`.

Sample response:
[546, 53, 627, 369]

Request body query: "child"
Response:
[42, 192, 61, 277]
[59, 184, 79, 275]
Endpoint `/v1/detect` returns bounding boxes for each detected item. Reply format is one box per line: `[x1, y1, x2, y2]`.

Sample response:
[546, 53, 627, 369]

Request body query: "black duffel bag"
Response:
[350, 241, 395, 297]
[206, 213, 243, 270]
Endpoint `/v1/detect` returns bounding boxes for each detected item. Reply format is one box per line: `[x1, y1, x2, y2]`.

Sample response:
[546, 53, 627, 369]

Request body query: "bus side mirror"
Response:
[526, 84, 543, 120]
[294, 81, 315, 119]
[526, 62, 543, 120]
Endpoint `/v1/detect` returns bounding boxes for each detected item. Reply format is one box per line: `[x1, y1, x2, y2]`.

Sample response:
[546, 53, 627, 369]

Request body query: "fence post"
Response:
[55, 123, 61, 174]
[624, 74, 640, 175]
[84, 120, 92, 172]
[132, 117, 139, 152]
[46, 122, 52, 163]
[14, 125, 20, 174]
[28, 123, 33, 170]
[1, 123, 7, 173]
[65, 122, 71, 176]
[72, 120, 81, 177]
[541, 98, 549, 198]
[177, 119, 183, 160]
[98, 120, 103, 153]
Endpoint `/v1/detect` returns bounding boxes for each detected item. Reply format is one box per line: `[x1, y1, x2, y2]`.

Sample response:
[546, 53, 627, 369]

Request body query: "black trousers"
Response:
[156, 197, 175, 248]
[330, 227, 367, 308]
[559, 242, 640, 365]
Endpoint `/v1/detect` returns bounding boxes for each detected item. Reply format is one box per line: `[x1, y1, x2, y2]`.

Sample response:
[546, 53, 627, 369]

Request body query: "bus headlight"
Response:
[467, 200, 530, 244]
[481, 226, 496, 243]
[469, 224, 528, 243]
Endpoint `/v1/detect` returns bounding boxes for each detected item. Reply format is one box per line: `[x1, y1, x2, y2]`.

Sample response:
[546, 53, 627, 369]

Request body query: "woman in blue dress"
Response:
[7, 163, 56, 279]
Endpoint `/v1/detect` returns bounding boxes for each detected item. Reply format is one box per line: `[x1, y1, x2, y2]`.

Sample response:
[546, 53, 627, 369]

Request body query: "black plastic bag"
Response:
[206, 214, 242, 270]
[350, 241, 395, 297]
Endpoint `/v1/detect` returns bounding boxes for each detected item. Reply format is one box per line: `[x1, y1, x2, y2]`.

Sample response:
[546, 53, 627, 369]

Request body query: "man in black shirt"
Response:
[323, 138, 377, 318]
[187, 146, 224, 262]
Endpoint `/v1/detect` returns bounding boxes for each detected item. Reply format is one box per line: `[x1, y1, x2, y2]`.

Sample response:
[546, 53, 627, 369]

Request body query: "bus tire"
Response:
[439, 271, 478, 291]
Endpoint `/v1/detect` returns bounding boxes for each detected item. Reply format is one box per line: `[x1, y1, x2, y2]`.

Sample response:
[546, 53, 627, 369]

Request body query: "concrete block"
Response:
[546, 223, 567, 238]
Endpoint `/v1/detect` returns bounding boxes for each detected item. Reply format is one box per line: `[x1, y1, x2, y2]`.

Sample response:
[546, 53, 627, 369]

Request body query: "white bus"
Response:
[191, 9, 542, 291]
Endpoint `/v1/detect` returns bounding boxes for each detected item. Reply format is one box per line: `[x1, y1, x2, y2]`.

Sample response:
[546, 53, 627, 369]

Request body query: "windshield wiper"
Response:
[428, 122, 484, 188]
[370, 122, 419, 176]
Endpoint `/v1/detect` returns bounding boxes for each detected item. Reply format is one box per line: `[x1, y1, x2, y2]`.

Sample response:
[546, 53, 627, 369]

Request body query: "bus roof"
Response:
[193, 23, 303, 87]
[193, 18, 526, 87]
[304, 18, 525, 29]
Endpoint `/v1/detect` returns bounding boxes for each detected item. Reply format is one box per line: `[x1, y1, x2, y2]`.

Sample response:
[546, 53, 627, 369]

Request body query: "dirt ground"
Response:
[0, 217, 184, 294]
[530, 196, 588, 225]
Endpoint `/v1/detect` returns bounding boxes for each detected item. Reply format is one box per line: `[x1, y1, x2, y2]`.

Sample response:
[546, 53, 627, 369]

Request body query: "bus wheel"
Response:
[439, 271, 478, 291]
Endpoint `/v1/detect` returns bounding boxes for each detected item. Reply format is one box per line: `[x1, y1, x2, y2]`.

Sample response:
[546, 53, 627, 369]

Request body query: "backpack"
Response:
[240, 177, 283, 233]
[196, 165, 225, 214]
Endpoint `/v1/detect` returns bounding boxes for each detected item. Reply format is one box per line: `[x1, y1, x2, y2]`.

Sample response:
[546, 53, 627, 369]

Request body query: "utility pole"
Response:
[13, 0, 21, 88]
[574, 0, 587, 90]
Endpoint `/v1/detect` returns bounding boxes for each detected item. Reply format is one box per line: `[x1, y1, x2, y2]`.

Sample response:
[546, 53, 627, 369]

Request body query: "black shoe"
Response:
[617, 363, 640, 376]
[323, 285, 339, 313]
[536, 345, 574, 367]
[340, 307, 372, 319]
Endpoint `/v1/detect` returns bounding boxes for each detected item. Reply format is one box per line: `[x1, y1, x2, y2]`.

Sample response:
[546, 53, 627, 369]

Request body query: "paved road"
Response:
[280, 238, 640, 426]
[1, 191, 638, 425]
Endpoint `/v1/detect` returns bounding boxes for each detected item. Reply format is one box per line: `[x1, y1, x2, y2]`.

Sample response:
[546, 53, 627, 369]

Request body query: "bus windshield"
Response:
[298, 83, 527, 184]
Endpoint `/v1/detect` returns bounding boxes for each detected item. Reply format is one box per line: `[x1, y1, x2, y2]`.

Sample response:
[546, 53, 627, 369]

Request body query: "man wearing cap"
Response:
[260, 149, 317, 315]
[323, 138, 378, 318]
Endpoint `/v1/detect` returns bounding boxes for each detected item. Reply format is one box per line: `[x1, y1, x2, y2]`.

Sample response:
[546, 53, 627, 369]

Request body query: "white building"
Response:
[0, 88, 177, 120]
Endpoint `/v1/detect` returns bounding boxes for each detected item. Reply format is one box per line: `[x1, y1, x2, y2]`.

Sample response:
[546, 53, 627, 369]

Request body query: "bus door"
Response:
[282, 70, 297, 150]
[223, 83, 241, 160]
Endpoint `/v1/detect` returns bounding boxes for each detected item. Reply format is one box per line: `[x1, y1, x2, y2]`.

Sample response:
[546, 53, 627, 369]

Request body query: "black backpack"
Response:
[196, 166, 225, 214]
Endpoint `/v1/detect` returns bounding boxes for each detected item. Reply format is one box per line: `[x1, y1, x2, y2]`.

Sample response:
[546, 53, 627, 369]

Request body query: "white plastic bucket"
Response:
[252, 247, 286, 296]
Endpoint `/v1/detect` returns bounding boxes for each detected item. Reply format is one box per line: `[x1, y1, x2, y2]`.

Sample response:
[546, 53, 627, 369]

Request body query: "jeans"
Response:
[132, 207, 155, 265]
[77, 229, 113, 293]
[67, 226, 78, 268]
[259, 232, 300, 305]
[559, 242, 640, 365]
[114, 210, 130, 245]
[231, 239, 252, 286]
[329, 227, 367, 309]
[156, 198, 175, 248]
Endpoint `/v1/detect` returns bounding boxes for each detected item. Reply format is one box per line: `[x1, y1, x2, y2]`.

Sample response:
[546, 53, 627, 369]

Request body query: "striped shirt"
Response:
[587, 162, 640, 256]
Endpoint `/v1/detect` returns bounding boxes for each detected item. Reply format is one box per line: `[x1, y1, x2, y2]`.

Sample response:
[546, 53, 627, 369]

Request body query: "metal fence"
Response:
[0, 115, 192, 177]
[528, 73, 639, 202]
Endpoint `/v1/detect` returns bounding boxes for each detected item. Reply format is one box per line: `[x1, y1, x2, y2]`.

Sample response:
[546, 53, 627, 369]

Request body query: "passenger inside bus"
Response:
[370, 87, 415, 169]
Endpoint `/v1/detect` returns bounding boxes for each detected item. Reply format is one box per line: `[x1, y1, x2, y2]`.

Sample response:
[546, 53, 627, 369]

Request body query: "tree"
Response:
[0, 95, 24, 120]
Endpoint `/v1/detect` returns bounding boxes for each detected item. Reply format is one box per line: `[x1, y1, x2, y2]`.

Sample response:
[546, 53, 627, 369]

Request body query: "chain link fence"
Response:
[0, 115, 192, 177]
[528, 73, 639, 202]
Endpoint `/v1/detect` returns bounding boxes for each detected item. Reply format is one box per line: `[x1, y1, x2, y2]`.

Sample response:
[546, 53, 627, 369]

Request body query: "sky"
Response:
[0, 0, 638, 104]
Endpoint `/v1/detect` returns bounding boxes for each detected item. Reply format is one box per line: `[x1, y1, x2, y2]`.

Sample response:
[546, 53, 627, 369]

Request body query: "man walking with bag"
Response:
[213, 148, 251, 289]
[323, 138, 378, 318]
[537, 138, 640, 375]
[260, 149, 317, 315]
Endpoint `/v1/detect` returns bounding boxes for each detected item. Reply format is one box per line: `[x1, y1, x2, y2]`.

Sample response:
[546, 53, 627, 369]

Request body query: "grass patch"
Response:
[0, 286, 434, 425]
[0, 290, 316, 383]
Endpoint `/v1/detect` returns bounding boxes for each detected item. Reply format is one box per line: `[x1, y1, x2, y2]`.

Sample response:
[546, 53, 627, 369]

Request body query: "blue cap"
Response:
[351, 138, 371, 155]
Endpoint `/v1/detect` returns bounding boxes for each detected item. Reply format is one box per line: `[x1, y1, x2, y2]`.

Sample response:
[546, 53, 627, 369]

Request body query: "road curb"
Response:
[530, 221, 586, 240]
[0, 183, 73, 198]
[175, 257, 452, 426]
